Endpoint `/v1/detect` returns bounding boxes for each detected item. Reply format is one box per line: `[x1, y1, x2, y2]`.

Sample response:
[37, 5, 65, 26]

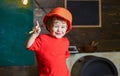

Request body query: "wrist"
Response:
[32, 33, 39, 38]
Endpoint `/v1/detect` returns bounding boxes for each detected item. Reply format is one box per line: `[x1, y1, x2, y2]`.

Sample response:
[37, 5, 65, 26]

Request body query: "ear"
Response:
[47, 25, 50, 30]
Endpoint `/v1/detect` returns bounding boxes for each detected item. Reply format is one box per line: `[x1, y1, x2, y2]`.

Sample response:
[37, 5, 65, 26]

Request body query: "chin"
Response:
[52, 34, 64, 39]
[55, 36, 63, 39]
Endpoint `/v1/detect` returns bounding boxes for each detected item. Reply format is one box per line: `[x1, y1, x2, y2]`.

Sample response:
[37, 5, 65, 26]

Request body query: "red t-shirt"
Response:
[28, 34, 70, 76]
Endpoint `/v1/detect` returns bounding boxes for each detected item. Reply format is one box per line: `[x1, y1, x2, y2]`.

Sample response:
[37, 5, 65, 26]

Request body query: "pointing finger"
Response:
[36, 20, 40, 27]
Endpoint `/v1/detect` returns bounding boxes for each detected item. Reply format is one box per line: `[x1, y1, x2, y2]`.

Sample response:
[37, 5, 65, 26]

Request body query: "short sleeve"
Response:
[28, 35, 42, 51]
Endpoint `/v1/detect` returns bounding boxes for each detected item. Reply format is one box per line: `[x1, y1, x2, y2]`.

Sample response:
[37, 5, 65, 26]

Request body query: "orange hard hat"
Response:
[43, 7, 72, 33]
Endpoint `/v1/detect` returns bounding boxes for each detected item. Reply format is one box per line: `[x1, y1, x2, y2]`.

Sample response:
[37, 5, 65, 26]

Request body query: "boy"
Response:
[26, 7, 72, 76]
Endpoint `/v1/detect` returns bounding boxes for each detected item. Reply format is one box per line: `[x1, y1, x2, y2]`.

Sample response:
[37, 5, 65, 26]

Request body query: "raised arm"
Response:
[26, 21, 41, 48]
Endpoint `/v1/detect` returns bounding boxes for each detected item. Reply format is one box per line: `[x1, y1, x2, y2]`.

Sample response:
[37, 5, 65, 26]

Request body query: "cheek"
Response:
[52, 27, 58, 32]
[63, 28, 67, 32]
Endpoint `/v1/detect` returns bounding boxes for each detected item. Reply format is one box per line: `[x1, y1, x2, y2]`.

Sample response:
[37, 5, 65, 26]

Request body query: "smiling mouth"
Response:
[56, 32, 62, 35]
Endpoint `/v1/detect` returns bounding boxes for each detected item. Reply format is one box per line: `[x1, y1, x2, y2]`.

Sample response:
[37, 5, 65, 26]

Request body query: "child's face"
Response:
[49, 19, 68, 38]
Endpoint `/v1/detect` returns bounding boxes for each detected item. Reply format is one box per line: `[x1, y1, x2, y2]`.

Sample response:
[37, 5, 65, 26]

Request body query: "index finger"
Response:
[36, 20, 40, 27]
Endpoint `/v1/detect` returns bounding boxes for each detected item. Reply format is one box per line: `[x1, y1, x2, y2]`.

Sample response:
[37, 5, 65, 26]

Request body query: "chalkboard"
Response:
[0, 0, 35, 66]
[64, 0, 102, 27]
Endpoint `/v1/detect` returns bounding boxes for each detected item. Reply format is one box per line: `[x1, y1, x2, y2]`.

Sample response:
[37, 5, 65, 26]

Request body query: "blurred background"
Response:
[0, 0, 120, 76]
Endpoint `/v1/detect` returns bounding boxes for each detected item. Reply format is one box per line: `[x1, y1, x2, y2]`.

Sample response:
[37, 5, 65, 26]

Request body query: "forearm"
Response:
[26, 34, 38, 48]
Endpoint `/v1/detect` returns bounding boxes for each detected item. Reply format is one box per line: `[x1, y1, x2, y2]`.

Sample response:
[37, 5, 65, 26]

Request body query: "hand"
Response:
[32, 20, 41, 36]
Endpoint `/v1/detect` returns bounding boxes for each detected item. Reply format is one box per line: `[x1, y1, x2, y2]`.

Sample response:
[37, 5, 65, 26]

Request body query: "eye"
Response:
[54, 25, 59, 28]
[61, 26, 66, 28]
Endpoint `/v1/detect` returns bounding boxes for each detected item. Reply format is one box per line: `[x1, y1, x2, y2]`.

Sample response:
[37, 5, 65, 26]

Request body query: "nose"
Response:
[57, 26, 62, 32]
